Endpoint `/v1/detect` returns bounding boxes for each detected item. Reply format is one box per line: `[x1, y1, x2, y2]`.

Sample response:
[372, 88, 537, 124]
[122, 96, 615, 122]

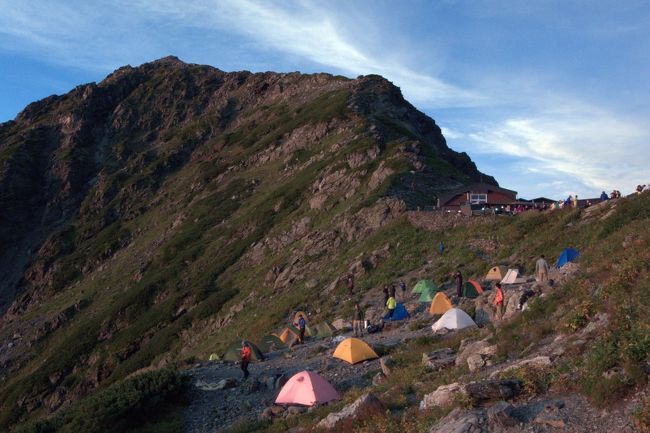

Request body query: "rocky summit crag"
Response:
[0, 57, 494, 428]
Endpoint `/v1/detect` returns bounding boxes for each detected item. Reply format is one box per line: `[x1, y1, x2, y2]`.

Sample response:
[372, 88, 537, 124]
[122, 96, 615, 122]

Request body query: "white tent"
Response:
[501, 269, 525, 285]
[431, 308, 477, 332]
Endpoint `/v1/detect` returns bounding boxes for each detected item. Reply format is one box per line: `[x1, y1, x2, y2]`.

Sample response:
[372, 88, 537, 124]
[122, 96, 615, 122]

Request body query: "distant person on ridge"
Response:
[600, 191, 608, 202]
[453, 270, 463, 298]
[535, 254, 550, 282]
[240, 341, 252, 380]
[352, 303, 364, 337]
[297, 314, 306, 344]
[386, 295, 397, 319]
[439, 241, 445, 255]
[494, 282, 504, 320]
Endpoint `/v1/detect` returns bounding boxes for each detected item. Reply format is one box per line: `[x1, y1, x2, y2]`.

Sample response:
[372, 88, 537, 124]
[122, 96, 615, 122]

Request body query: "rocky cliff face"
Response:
[0, 56, 494, 427]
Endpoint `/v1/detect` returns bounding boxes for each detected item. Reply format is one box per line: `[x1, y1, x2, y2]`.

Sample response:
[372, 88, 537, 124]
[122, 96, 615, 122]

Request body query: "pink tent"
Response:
[275, 371, 340, 406]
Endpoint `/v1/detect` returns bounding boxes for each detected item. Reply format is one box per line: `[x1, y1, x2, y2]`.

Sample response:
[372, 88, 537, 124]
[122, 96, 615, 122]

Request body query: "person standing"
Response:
[439, 241, 445, 255]
[389, 284, 396, 299]
[386, 295, 396, 320]
[297, 315, 306, 344]
[346, 274, 354, 295]
[494, 283, 504, 320]
[352, 303, 364, 337]
[382, 285, 389, 305]
[240, 341, 252, 380]
[453, 270, 463, 298]
[535, 255, 550, 282]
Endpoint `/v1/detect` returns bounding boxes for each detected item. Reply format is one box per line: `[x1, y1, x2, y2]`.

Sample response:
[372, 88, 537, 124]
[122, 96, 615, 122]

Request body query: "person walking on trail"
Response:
[297, 315, 306, 344]
[439, 241, 445, 255]
[453, 270, 463, 298]
[353, 303, 364, 337]
[494, 283, 504, 320]
[398, 280, 407, 300]
[240, 341, 252, 380]
[535, 255, 550, 282]
[386, 295, 397, 319]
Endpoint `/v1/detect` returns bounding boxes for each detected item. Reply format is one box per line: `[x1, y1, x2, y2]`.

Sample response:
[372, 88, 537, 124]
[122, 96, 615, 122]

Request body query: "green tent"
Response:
[412, 279, 436, 294]
[311, 322, 335, 339]
[223, 340, 265, 362]
[418, 286, 439, 303]
[257, 334, 286, 353]
[462, 280, 484, 299]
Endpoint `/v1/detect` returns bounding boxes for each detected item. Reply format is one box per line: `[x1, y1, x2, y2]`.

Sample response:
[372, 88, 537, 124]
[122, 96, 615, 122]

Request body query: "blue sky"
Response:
[1, 0, 649, 200]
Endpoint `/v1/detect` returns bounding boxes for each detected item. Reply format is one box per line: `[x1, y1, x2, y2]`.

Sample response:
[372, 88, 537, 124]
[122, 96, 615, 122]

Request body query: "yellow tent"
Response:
[429, 292, 453, 315]
[278, 326, 300, 344]
[485, 266, 507, 281]
[332, 338, 378, 364]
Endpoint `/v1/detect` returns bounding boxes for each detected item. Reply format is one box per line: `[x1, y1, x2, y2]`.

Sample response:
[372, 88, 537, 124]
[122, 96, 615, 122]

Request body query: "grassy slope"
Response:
[231, 194, 650, 433]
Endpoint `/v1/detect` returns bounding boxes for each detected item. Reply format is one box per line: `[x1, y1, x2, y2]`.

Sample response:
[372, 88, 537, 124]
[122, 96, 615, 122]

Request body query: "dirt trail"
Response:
[182, 319, 430, 433]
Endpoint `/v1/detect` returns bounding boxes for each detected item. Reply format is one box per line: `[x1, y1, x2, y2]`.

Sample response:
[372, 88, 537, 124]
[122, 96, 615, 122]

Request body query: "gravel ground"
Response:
[182, 320, 431, 433]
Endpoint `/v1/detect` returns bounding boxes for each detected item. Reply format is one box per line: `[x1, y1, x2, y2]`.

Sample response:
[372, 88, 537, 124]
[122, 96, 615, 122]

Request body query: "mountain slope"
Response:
[0, 57, 495, 428]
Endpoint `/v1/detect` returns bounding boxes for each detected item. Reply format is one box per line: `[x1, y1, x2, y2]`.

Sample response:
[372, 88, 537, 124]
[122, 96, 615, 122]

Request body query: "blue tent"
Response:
[557, 248, 579, 268]
[384, 303, 410, 321]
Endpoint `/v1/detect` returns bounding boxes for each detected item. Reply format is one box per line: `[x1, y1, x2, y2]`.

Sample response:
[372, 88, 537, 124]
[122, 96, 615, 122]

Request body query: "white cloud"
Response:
[464, 102, 649, 196]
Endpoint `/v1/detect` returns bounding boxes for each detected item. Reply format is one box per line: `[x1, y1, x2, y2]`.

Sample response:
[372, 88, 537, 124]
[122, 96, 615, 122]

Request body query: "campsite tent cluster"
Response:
[211, 247, 580, 408]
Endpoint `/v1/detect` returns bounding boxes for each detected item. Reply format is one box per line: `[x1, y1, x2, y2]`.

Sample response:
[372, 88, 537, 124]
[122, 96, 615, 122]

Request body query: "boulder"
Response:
[503, 291, 524, 319]
[372, 372, 386, 386]
[332, 318, 351, 331]
[534, 403, 567, 428]
[455, 339, 496, 369]
[380, 356, 396, 376]
[422, 348, 456, 370]
[420, 383, 466, 410]
[488, 356, 553, 379]
[466, 354, 486, 372]
[214, 378, 237, 390]
[464, 379, 521, 405]
[428, 408, 487, 433]
[487, 401, 519, 428]
[317, 393, 385, 430]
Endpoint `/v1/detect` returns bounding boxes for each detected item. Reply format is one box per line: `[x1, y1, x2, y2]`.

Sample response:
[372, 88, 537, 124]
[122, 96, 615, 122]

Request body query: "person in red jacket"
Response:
[240, 341, 252, 379]
[494, 282, 504, 320]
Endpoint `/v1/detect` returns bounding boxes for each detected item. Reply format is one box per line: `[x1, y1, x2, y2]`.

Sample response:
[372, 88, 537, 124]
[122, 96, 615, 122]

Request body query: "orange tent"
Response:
[333, 338, 378, 364]
[278, 325, 300, 344]
[429, 292, 453, 315]
[275, 371, 340, 406]
[485, 266, 507, 281]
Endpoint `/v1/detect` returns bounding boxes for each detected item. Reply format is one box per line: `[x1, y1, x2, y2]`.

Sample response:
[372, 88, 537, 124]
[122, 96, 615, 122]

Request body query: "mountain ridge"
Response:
[0, 56, 496, 428]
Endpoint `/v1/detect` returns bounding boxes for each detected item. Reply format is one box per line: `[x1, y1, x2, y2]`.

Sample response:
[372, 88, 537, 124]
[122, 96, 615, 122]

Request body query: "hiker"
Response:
[600, 191, 608, 201]
[389, 284, 396, 298]
[297, 314, 306, 344]
[386, 295, 397, 319]
[346, 274, 354, 295]
[240, 341, 252, 380]
[572, 195, 578, 208]
[382, 285, 389, 305]
[494, 283, 504, 320]
[535, 254, 550, 282]
[453, 270, 463, 298]
[352, 303, 364, 337]
[398, 280, 407, 300]
[439, 241, 445, 255]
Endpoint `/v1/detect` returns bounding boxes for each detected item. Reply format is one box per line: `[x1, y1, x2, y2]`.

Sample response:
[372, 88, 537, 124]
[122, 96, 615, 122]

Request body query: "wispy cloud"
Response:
[1, 0, 648, 198]
[464, 102, 649, 195]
